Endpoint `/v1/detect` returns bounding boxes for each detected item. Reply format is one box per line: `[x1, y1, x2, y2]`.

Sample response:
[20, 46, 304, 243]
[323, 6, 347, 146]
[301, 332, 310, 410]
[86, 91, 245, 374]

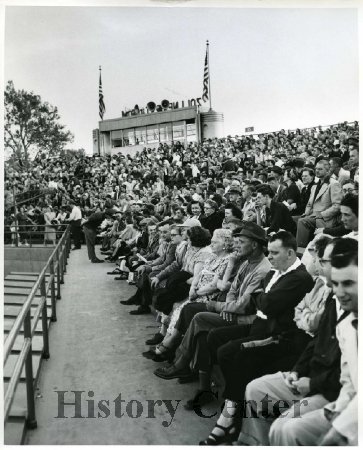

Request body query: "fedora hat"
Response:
[233, 222, 267, 245]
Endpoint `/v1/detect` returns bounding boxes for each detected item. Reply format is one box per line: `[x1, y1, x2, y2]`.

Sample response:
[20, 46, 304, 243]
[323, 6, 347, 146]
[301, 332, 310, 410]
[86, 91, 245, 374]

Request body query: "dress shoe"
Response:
[120, 296, 138, 305]
[154, 364, 191, 380]
[129, 306, 151, 315]
[92, 259, 104, 263]
[145, 332, 164, 346]
[142, 349, 157, 359]
[184, 390, 217, 411]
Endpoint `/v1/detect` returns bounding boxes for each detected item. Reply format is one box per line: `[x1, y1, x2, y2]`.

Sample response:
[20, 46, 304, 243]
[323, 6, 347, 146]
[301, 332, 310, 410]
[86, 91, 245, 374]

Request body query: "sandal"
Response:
[199, 423, 239, 446]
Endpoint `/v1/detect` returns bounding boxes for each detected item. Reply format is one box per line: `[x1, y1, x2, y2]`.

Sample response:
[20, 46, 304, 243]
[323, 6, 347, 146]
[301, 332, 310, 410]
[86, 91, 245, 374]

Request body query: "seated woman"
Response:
[150, 229, 234, 362]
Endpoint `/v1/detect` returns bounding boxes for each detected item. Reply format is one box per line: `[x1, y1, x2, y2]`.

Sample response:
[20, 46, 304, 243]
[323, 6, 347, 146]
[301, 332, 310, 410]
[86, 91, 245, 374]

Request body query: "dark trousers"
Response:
[153, 271, 192, 314]
[207, 325, 309, 402]
[83, 226, 97, 261]
[71, 219, 82, 248]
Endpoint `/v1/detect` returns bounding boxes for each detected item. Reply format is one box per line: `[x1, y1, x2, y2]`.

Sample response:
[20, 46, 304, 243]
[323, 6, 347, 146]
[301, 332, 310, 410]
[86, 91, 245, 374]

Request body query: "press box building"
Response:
[92, 102, 224, 156]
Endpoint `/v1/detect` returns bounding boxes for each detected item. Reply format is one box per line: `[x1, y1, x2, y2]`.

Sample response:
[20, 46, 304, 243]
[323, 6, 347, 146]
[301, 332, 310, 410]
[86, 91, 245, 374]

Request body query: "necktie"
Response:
[312, 180, 322, 204]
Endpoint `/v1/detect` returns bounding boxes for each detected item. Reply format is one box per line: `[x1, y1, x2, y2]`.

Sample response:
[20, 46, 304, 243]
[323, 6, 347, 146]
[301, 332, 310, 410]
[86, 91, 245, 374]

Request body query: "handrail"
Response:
[4, 224, 71, 426]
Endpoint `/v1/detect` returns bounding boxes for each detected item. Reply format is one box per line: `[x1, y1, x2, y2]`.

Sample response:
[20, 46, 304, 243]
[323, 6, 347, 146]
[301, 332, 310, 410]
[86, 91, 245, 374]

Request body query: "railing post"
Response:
[23, 310, 37, 429]
[40, 277, 50, 359]
[59, 247, 64, 285]
[49, 259, 57, 322]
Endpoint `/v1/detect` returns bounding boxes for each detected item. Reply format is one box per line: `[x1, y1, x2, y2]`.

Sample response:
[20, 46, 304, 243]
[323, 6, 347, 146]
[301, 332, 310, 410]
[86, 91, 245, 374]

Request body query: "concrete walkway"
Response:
[26, 247, 216, 445]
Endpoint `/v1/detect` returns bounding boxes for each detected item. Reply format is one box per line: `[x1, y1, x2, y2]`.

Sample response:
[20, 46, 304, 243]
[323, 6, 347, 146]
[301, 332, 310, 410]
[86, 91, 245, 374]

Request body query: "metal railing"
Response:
[4, 225, 71, 427]
[5, 223, 69, 247]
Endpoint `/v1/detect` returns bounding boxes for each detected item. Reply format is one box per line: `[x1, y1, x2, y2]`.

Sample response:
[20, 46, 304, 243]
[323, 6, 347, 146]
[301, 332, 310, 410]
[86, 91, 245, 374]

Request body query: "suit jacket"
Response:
[305, 179, 342, 223]
[266, 201, 296, 234]
[150, 241, 177, 273]
[250, 264, 315, 345]
[325, 312, 358, 444]
[273, 184, 286, 203]
[200, 211, 224, 235]
[293, 295, 342, 402]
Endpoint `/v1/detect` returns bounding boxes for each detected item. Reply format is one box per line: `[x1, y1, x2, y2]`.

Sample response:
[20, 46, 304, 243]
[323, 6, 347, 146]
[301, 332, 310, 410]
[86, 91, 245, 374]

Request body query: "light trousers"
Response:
[239, 371, 329, 445]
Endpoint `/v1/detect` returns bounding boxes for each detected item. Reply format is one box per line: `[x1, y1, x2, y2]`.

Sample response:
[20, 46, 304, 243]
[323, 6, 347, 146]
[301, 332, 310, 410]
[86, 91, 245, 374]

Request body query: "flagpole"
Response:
[207, 40, 212, 111]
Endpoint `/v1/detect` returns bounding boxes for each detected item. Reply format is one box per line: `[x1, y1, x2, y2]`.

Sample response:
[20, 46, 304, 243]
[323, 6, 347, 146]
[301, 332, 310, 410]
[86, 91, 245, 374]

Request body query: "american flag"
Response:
[202, 42, 209, 102]
[99, 68, 106, 120]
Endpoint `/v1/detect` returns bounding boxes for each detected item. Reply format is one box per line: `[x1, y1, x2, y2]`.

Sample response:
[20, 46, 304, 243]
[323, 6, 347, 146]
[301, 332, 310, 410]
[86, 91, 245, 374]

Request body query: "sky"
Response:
[4, 4, 359, 154]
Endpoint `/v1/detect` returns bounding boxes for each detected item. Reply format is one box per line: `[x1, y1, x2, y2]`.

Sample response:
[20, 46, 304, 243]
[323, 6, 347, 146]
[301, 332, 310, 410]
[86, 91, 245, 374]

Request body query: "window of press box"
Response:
[111, 130, 123, 148]
[147, 125, 160, 143]
[123, 128, 136, 146]
[172, 121, 184, 139]
[135, 127, 147, 145]
[160, 123, 172, 142]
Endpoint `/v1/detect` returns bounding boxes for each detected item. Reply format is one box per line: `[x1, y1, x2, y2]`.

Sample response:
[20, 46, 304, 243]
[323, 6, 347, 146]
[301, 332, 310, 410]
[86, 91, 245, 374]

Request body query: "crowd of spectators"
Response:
[4, 120, 359, 445]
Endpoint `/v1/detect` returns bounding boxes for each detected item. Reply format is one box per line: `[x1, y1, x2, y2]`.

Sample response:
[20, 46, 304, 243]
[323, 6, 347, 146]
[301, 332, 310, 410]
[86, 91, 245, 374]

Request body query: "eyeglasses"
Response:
[170, 233, 179, 236]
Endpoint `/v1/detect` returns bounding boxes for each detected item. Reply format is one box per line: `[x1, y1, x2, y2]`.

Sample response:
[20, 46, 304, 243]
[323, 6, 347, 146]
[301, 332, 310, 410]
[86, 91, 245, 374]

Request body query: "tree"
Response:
[4, 80, 74, 162]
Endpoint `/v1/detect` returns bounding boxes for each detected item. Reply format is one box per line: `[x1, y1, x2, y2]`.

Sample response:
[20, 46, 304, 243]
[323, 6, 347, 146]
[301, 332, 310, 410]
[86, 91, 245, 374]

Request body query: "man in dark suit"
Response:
[255, 185, 296, 235]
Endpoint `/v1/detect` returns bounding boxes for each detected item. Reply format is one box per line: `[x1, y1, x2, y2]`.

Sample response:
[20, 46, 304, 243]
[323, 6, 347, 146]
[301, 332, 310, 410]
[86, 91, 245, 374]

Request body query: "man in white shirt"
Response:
[66, 201, 82, 250]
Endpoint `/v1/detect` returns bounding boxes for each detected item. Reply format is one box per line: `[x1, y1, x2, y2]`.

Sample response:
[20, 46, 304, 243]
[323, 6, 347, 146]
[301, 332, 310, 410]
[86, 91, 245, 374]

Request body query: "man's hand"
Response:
[283, 371, 299, 392]
[150, 277, 159, 289]
[291, 376, 311, 396]
[136, 265, 146, 274]
[319, 427, 348, 446]
[220, 311, 237, 323]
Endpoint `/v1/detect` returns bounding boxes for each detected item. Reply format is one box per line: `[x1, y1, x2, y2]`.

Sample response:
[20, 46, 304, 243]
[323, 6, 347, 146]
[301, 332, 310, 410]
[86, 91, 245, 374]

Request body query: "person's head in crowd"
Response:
[342, 179, 358, 196]
[186, 226, 211, 248]
[158, 223, 171, 242]
[241, 184, 255, 202]
[310, 235, 334, 279]
[173, 207, 185, 223]
[210, 228, 233, 256]
[210, 193, 224, 207]
[349, 147, 359, 167]
[329, 157, 344, 177]
[232, 222, 267, 259]
[315, 160, 330, 181]
[204, 200, 218, 217]
[268, 231, 297, 272]
[176, 217, 202, 239]
[301, 167, 315, 186]
[190, 201, 203, 218]
[270, 166, 283, 181]
[228, 188, 241, 204]
[255, 185, 274, 208]
[170, 225, 183, 246]
[340, 194, 358, 232]
[267, 175, 279, 192]
[331, 238, 358, 313]
[224, 203, 243, 220]
[224, 217, 245, 231]
[284, 168, 299, 185]
[258, 172, 268, 183]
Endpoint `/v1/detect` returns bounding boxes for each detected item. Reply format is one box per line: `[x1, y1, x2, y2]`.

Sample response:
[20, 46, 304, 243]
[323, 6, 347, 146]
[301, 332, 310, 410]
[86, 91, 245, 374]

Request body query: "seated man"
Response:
[199, 231, 315, 445]
[296, 160, 342, 247]
[239, 237, 342, 445]
[255, 185, 296, 235]
[269, 238, 358, 446]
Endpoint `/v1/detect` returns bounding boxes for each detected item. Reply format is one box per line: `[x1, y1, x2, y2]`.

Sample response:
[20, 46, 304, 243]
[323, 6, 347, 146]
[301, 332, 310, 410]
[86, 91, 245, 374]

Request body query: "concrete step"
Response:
[4, 353, 42, 382]
[4, 416, 27, 445]
[6, 274, 58, 282]
[4, 317, 50, 334]
[4, 334, 44, 352]
[4, 303, 53, 319]
[4, 294, 53, 306]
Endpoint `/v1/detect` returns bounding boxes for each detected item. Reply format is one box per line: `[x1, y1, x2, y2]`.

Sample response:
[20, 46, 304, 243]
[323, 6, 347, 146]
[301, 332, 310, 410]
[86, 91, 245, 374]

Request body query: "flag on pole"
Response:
[202, 42, 209, 103]
[99, 67, 106, 120]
